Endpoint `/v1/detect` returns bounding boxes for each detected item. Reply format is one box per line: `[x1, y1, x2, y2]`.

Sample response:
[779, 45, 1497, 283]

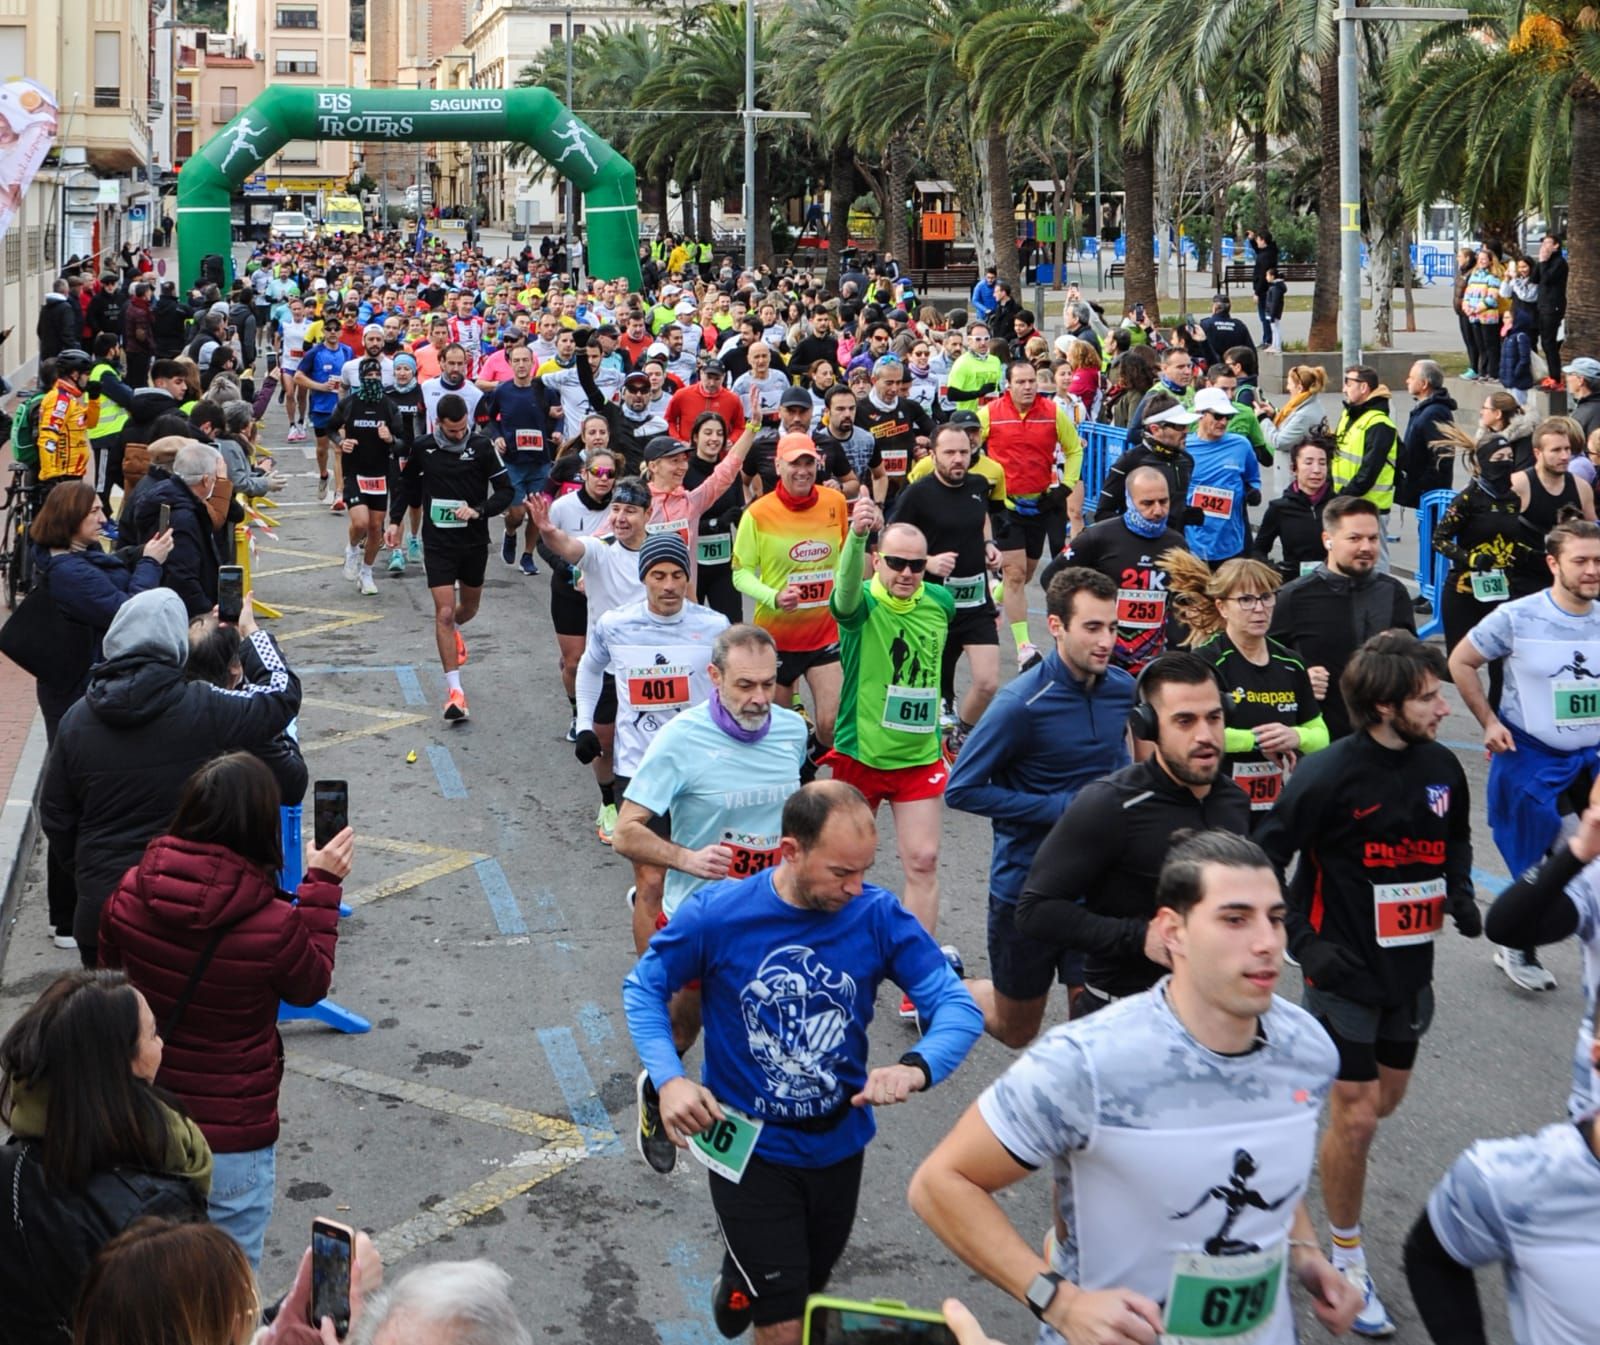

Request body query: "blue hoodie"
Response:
[1499, 306, 1536, 393]
[946, 648, 1135, 903]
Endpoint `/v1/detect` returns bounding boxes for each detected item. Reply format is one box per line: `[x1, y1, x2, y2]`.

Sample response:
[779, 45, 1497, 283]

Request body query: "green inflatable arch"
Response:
[176, 86, 641, 291]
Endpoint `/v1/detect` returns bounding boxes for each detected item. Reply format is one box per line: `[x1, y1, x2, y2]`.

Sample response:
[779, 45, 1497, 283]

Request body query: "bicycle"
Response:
[0, 462, 37, 609]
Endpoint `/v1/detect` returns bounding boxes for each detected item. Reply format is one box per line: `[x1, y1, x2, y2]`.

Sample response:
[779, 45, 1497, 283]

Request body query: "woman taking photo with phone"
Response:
[98, 752, 354, 1271]
[0, 970, 211, 1343]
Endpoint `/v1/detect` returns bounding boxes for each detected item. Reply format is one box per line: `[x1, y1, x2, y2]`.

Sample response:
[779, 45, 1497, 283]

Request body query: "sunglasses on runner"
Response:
[880, 555, 926, 573]
[588, 466, 616, 479]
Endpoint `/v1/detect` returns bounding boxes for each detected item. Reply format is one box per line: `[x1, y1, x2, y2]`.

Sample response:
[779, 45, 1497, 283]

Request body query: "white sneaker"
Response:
[51, 932, 77, 950]
[1494, 946, 1558, 992]
[322, 484, 337, 507]
[1016, 641, 1041, 671]
[343, 545, 361, 581]
[1342, 1265, 1396, 1337]
[358, 568, 378, 596]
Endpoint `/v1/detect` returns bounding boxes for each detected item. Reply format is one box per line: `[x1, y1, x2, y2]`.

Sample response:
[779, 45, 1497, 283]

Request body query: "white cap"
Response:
[1145, 404, 1201, 427]
[675, 297, 697, 314]
[312, 278, 328, 290]
[1191, 387, 1239, 418]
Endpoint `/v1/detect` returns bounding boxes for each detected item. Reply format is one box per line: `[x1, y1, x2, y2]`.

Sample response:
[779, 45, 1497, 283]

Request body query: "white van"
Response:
[268, 210, 311, 241]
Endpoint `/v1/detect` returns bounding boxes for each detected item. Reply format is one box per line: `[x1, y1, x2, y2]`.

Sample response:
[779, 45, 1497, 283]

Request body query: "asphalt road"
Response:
[0, 393, 1561, 1345]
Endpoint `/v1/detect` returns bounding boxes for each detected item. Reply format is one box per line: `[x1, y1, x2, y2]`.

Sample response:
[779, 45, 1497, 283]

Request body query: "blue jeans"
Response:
[209, 1144, 277, 1271]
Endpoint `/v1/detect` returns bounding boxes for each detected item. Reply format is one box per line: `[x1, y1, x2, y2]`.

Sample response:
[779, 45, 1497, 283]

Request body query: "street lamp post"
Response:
[565, 8, 576, 282]
[1336, 1, 1467, 367]
[743, 0, 755, 272]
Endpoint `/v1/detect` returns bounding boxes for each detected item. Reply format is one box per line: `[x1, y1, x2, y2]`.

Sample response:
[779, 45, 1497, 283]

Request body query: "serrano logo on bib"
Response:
[789, 539, 832, 563]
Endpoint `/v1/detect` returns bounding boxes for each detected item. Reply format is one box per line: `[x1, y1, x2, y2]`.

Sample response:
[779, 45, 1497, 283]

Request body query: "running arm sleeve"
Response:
[1484, 843, 1584, 946]
[574, 638, 607, 733]
[1296, 713, 1330, 755]
[1401, 1210, 1490, 1345]
[831, 527, 868, 619]
[730, 516, 781, 607]
[621, 949, 688, 1092]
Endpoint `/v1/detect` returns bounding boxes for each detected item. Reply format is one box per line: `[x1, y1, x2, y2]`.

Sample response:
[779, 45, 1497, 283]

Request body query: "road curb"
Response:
[0, 710, 49, 978]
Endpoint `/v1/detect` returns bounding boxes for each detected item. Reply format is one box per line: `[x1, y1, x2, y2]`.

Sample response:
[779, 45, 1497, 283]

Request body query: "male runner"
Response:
[622, 781, 982, 1339]
[979, 360, 1082, 667]
[856, 355, 932, 502]
[612, 626, 808, 1157]
[890, 424, 1003, 759]
[1184, 386, 1261, 564]
[1508, 420, 1597, 597]
[1255, 630, 1481, 1336]
[295, 323, 353, 510]
[825, 495, 954, 980]
[746, 386, 856, 498]
[909, 830, 1360, 1345]
[732, 434, 850, 768]
[1092, 395, 1199, 523]
[812, 383, 878, 492]
[1450, 518, 1600, 993]
[1016, 651, 1250, 1017]
[386, 392, 512, 721]
[945, 323, 1002, 414]
[277, 295, 313, 440]
[325, 356, 404, 596]
[339, 324, 395, 393]
[945, 568, 1134, 1047]
[480, 342, 558, 575]
[421, 343, 483, 434]
[575, 533, 728, 915]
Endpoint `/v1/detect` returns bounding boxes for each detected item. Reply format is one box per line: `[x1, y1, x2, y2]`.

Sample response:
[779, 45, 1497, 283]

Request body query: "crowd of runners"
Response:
[9, 223, 1600, 1345]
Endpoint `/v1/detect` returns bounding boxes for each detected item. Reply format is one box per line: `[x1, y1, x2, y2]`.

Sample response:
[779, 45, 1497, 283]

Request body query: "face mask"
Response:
[359, 378, 385, 402]
[1123, 503, 1170, 538]
[1475, 439, 1515, 488]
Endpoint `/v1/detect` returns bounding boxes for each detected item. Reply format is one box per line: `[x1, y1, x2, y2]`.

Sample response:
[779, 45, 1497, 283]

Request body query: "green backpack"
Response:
[8, 392, 43, 467]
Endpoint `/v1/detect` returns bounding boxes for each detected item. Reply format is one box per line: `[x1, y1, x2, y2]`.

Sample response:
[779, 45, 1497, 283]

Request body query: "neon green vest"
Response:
[88, 363, 128, 440]
[698, 242, 712, 263]
[1333, 404, 1397, 511]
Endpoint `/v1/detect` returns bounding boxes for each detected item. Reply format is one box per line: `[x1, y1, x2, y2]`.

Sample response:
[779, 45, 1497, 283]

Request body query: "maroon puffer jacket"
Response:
[98, 835, 341, 1153]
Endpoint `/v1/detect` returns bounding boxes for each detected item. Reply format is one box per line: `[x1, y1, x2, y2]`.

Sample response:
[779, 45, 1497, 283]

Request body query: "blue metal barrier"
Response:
[1078, 422, 1129, 509]
[1414, 488, 1455, 641]
[277, 804, 370, 1035]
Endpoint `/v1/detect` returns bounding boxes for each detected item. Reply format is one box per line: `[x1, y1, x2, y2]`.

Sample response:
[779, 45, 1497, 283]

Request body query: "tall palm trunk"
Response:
[1308, 52, 1342, 351]
[827, 142, 853, 291]
[886, 136, 911, 263]
[1568, 82, 1600, 352]
[696, 180, 714, 239]
[1123, 133, 1157, 321]
[986, 130, 1020, 292]
[753, 138, 775, 264]
[1253, 127, 1270, 233]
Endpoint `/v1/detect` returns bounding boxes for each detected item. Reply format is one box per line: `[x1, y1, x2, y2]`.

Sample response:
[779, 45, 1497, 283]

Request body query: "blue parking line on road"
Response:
[427, 745, 468, 799]
[666, 1241, 719, 1345]
[577, 1002, 615, 1051]
[656, 1322, 715, 1345]
[537, 1026, 622, 1154]
[1473, 866, 1509, 897]
[473, 858, 528, 937]
[394, 666, 425, 706]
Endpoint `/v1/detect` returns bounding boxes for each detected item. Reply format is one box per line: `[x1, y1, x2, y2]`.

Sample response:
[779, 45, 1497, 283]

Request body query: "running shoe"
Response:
[596, 801, 618, 845]
[331, 498, 347, 514]
[320, 479, 334, 505]
[519, 553, 540, 576]
[387, 548, 406, 575]
[625, 884, 637, 910]
[407, 535, 422, 562]
[500, 531, 518, 567]
[711, 1275, 753, 1339]
[941, 724, 968, 765]
[940, 944, 966, 978]
[1540, 376, 1563, 391]
[358, 570, 378, 596]
[51, 931, 77, 950]
[899, 993, 918, 1022]
[343, 545, 361, 581]
[1017, 641, 1042, 672]
[1343, 1266, 1396, 1338]
[564, 716, 578, 743]
[635, 1069, 676, 1174]
[455, 628, 468, 666]
[939, 698, 958, 730]
[285, 425, 301, 442]
[1494, 946, 1558, 992]
[1462, 369, 1478, 381]
[443, 688, 470, 722]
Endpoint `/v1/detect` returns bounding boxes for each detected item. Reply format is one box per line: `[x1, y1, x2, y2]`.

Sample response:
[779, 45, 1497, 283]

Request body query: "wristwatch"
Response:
[1025, 1270, 1065, 1320]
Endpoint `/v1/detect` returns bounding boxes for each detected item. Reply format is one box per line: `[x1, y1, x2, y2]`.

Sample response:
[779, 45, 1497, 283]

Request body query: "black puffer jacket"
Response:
[0, 1141, 206, 1345]
[38, 589, 301, 959]
[130, 474, 219, 617]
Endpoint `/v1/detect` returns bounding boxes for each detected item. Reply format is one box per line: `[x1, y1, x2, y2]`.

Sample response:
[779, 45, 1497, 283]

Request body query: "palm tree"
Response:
[825, 0, 1023, 289]
[1383, 2, 1600, 345]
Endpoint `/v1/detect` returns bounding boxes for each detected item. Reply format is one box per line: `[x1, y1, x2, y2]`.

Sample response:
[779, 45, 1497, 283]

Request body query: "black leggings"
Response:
[695, 563, 742, 627]
[1471, 323, 1501, 380]
[1442, 577, 1504, 708]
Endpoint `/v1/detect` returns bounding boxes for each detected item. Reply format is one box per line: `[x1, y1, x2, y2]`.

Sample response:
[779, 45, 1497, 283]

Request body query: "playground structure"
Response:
[175, 87, 643, 291]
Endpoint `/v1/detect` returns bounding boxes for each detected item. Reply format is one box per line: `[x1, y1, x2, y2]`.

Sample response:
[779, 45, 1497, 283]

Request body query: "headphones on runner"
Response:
[1128, 651, 1230, 743]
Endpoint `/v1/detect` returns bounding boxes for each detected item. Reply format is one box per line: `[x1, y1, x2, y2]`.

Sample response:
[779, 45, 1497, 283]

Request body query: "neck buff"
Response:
[1123, 504, 1170, 538]
[709, 689, 772, 743]
[775, 480, 816, 510]
[440, 372, 464, 389]
[357, 378, 385, 403]
[869, 574, 918, 612]
[1294, 480, 1331, 506]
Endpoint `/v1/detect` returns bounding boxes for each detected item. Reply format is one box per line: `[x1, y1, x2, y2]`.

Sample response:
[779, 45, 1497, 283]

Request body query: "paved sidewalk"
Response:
[0, 653, 48, 970]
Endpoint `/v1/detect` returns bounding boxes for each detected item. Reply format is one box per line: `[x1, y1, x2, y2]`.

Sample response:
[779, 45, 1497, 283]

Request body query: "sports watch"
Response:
[1025, 1270, 1065, 1320]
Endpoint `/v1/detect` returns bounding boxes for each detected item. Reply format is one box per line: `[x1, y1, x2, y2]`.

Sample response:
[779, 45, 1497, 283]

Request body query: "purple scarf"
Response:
[709, 691, 772, 744]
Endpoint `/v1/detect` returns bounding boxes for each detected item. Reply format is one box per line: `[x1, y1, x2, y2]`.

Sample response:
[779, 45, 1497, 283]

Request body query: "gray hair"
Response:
[711, 622, 777, 671]
[53, 278, 69, 295]
[221, 399, 254, 435]
[348, 1260, 531, 1345]
[1412, 359, 1445, 392]
[173, 442, 222, 485]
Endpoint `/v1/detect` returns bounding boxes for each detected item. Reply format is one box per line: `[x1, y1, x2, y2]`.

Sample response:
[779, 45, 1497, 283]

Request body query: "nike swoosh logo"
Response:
[1353, 804, 1382, 819]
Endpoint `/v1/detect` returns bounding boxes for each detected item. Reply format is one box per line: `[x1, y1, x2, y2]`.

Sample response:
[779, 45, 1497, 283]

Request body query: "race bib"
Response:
[688, 1103, 765, 1184]
[646, 518, 691, 547]
[697, 533, 732, 566]
[1192, 484, 1237, 520]
[515, 429, 544, 453]
[722, 829, 780, 878]
[1470, 569, 1509, 602]
[1554, 683, 1600, 728]
[429, 498, 468, 528]
[1373, 877, 1447, 948]
[881, 447, 909, 477]
[1299, 560, 1320, 577]
[946, 573, 988, 609]
[793, 571, 834, 609]
[1231, 759, 1282, 812]
[881, 684, 938, 733]
[626, 664, 691, 711]
[355, 474, 386, 495]
[1164, 1245, 1285, 1345]
[1117, 587, 1166, 629]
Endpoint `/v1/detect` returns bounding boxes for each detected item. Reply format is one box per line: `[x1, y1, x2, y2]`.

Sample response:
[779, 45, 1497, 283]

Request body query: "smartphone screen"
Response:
[309, 1218, 353, 1337]
[313, 780, 349, 849]
[806, 1305, 956, 1345]
[158, 502, 171, 534]
[217, 564, 245, 624]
